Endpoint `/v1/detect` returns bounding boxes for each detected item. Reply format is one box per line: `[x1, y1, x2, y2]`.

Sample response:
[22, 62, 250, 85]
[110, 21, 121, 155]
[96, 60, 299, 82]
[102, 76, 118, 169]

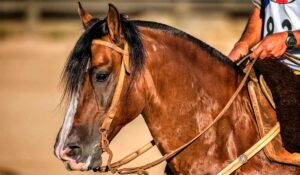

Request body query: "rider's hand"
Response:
[228, 42, 250, 62]
[250, 32, 288, 59]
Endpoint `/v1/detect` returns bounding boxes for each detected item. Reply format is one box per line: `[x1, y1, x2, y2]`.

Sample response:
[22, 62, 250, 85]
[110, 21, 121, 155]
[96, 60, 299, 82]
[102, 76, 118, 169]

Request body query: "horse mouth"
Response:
[63, 157, 102, 171]
[59, 148, 102, 171]
[63, 160, 85, 171]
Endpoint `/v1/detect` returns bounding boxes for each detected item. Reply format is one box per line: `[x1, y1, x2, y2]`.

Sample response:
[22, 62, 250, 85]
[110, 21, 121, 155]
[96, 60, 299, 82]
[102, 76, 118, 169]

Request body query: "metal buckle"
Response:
[239, 154, 248, 165]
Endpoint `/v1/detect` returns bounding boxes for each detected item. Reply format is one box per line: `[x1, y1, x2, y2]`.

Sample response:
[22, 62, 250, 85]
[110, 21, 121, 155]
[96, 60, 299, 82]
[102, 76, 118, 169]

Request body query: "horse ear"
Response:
[107, 4, 122, 43]
[78, 2, 93, 29]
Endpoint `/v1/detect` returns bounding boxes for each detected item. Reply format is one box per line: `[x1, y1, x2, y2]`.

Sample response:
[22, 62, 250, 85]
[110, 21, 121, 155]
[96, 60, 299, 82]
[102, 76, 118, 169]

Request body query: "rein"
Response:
[92, 39, 299, 174]
[92, 39, 258, 174]
[114, 56, 258, 175]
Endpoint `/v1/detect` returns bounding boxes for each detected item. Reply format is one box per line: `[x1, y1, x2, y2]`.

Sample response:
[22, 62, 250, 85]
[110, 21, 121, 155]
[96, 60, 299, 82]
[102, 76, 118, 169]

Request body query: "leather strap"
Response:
[217, 122, 280, 175]
[92, 40, 129, 132]
[283, 52, 300, 67]
[92, 40, 131, 73]
[259, 75, 276, 109]
[92, 40, 128, 55]
[99, 141, 156, 172]
[92, 39, 129, 171]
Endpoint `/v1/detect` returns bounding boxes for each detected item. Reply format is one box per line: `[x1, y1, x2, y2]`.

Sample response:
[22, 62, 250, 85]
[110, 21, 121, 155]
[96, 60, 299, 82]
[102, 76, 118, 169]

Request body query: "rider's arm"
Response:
[237, 7, 262, 48]
[228, 7, 262, 61]
[250, 30, 300, 59]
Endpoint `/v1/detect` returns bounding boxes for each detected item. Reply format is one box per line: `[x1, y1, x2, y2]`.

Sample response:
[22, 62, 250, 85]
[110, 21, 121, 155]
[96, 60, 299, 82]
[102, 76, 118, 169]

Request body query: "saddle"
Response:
[247, 69, 300, 166]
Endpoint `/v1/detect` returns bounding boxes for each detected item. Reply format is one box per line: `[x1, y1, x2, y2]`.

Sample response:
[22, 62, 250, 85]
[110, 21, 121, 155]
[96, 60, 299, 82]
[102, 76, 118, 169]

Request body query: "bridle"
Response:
[90, 39, 131, 172]
[89, 39, 299, 174]
[90, 38, 258, 174]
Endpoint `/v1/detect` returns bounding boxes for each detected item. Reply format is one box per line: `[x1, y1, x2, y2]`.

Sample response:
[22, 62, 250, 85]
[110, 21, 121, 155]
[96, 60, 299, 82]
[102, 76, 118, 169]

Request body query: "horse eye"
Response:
[95, 72, 109, 82]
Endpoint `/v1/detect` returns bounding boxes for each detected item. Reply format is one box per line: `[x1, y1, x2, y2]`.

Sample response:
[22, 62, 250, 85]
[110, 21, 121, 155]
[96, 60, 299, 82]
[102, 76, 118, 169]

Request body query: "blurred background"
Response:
[0, 0, 252, 175]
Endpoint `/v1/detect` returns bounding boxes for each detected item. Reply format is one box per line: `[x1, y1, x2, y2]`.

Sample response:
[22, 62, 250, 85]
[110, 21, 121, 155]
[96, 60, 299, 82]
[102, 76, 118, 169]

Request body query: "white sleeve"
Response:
[252, 0, 261, 9]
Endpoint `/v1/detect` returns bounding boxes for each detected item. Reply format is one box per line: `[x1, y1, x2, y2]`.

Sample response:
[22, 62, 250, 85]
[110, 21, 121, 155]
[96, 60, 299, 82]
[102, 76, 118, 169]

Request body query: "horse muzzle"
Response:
[55, 144, 102, 171]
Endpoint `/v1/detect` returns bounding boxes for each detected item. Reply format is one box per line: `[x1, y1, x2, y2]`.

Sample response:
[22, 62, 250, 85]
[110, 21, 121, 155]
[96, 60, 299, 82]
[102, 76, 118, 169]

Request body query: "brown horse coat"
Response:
[54, 4, 300, 174]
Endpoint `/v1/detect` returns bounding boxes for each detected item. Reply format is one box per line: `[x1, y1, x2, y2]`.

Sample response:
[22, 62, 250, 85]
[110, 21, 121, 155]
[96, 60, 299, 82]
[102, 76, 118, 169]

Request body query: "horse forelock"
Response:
[61, 16, 146, 103]
[61, 18, 103, 102]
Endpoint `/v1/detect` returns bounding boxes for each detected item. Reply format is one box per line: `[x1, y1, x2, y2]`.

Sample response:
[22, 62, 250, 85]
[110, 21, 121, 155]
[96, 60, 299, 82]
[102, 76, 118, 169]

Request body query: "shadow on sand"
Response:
[0, 167, 19, 175]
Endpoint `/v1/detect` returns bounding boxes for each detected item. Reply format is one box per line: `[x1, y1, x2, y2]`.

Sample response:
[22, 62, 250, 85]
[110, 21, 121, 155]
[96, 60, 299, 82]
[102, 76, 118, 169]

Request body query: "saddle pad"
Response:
[247, 74, 300, 166]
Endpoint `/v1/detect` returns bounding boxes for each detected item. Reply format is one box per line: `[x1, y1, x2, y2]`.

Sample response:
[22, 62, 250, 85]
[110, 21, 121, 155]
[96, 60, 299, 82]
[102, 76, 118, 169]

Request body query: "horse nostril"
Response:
[66, 145, 82, 160]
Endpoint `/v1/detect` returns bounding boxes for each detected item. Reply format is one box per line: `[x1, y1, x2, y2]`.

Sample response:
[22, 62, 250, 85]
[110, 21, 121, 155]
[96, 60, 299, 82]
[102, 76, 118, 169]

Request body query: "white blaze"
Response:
[55, 92, 79, 159]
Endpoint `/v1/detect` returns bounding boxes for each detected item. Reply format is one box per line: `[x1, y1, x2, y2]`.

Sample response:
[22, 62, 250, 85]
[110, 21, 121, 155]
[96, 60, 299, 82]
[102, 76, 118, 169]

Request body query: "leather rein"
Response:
[91, 39, 300, 175]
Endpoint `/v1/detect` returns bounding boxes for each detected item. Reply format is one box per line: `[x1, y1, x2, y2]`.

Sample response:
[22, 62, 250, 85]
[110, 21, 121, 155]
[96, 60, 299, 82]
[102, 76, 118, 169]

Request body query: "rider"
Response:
[228, 0, 300, 153]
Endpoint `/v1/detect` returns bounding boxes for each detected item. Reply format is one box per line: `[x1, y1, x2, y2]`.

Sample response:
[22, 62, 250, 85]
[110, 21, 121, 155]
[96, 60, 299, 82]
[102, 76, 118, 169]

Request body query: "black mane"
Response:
[62, 17, 241, 99]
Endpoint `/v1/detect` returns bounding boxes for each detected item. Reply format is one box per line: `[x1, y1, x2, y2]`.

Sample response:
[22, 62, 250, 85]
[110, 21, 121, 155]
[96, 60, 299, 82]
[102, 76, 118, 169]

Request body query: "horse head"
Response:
[54, 3, 146, 171]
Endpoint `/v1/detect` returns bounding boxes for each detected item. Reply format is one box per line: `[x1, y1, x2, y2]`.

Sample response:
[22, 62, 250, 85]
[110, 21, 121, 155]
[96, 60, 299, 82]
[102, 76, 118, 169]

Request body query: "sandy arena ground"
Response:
[0, 11, 247, 175]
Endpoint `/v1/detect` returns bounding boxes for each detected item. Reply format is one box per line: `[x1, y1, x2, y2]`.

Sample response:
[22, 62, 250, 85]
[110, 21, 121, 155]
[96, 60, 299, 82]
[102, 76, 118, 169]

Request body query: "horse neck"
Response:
[138, 27, 259, 154]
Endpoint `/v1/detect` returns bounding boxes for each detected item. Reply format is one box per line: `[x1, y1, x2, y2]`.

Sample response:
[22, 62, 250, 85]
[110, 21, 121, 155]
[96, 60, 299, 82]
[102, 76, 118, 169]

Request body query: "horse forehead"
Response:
[91, 45, 123, 68]
[91, 45, 112, 66]
[91, 35, 114, 66]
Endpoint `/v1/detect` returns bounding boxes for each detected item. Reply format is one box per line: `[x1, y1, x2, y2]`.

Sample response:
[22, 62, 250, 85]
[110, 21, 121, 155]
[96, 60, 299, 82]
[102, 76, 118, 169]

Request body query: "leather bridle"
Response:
[90, 39, 130, 172]
[90, 39, 300, 175]
[90, 38, 258, 174]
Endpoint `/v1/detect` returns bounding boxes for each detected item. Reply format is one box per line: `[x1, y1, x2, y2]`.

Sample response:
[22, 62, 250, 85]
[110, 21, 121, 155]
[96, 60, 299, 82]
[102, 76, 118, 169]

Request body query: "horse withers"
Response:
[54, 3, 300, 174]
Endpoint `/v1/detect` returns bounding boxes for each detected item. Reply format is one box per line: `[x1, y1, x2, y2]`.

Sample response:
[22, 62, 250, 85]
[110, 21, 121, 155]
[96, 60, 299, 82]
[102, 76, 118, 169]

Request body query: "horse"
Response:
[54, 3, 300, 174]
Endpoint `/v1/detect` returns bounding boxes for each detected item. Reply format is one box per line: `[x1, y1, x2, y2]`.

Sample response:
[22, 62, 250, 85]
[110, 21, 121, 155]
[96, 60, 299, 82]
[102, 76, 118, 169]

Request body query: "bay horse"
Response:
[54, 3, 300, 174]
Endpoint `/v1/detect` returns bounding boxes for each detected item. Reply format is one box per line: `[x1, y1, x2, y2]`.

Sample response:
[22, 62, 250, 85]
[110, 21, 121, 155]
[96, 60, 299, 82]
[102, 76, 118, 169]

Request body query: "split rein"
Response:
[91, 38, 258, 174]
[91, 39, 300, 175]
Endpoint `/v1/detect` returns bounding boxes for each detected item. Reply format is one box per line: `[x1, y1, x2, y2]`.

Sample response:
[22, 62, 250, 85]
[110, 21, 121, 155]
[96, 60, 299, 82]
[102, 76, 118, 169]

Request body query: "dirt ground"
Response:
[0, 11, 247, 175]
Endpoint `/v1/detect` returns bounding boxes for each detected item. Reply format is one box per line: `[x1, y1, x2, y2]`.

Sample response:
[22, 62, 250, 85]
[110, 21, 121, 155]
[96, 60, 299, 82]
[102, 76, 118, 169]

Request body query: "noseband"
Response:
[91, 39, 130, 172]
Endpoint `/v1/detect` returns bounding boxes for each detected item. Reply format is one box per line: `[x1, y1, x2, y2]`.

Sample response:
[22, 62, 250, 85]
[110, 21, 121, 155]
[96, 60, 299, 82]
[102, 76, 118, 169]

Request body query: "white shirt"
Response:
[252, 0, 300, 71]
